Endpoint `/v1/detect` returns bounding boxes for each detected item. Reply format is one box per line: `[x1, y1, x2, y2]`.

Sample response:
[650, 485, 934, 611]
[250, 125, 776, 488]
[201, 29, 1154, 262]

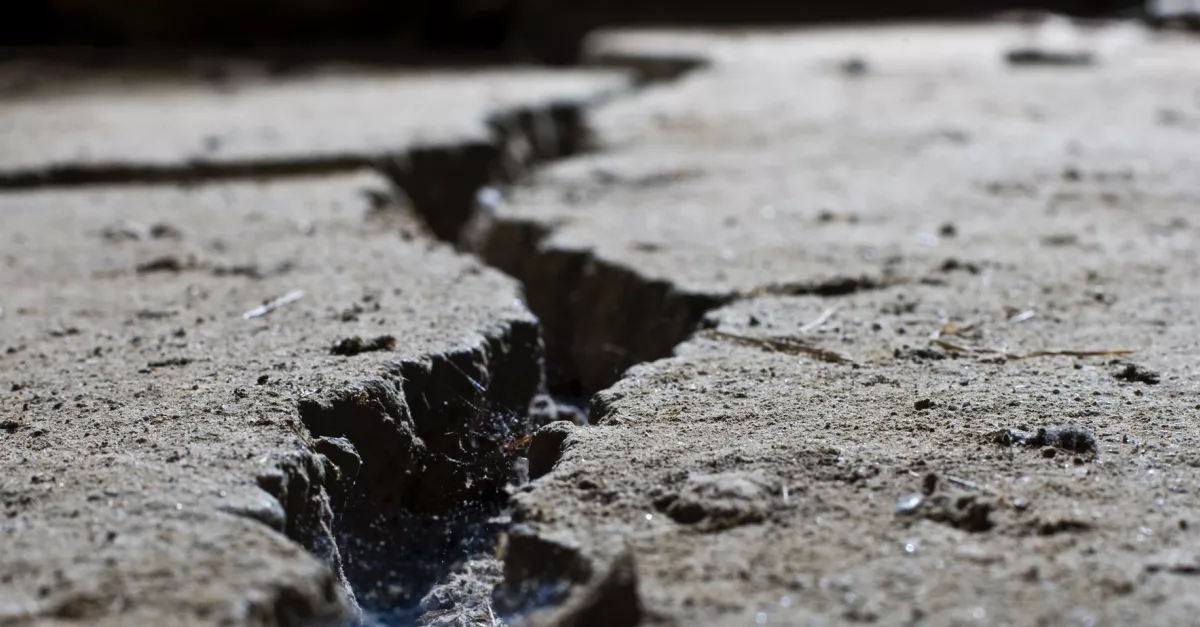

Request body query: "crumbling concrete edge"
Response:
[247, 313, 544, 619]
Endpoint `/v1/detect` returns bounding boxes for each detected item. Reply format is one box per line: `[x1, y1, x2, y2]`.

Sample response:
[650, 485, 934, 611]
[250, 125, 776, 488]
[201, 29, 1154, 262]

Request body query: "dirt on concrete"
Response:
[3, 16, 1200, 627]
[462, 21, 1200, 627]
[0, 172, 544, 625]
[469, 21, 1200, 392]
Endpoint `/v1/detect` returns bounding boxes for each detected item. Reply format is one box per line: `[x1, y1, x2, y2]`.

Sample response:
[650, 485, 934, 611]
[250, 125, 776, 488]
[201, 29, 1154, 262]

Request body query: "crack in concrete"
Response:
[0, 47, 892, 627]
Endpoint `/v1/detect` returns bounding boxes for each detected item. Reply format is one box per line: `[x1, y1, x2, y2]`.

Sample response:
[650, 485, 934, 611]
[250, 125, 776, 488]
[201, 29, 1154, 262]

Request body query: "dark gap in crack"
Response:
[464, 55, 907, 402]
[454, 54, 722, 400]
[0, 49, 711, 627]
[316, 51, 716, 627]
[294, 319, 542, 626]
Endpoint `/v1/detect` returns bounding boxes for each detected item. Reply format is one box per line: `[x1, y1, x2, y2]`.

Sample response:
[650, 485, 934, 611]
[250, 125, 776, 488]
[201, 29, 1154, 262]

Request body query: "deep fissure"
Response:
[286, 54, 721, 625]
[266, 51, 900, 625]
[2, 50, 892, 624]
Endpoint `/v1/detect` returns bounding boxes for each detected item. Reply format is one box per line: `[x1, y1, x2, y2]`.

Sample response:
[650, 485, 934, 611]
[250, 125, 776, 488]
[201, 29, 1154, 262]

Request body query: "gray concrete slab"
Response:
[462, 22, 1200, 627]
[506, 273, 1200, 626]
[0, 172, 543, 625]
[469, 22, 1200, 391]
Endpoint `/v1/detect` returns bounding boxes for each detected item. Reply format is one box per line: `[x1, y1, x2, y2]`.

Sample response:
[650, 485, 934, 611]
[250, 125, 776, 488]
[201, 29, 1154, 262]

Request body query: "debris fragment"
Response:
[1029, 516, 1092, 536]
[798, 307, 838, 333]
[1114, 363, 1160, 385]
[816, 209, 860, 224]
[945, 476, 993, 494]
[1007, 309, 1036, 323]
[136, 256, 187, 274]
[992, 424, 1097, 456]
[939, 258, 981, 274]
[922, 493, 995, 532]
[101, 221, 182, 242]
[329, 335, 397, 356]
[1033, 425, 1097, 455]
[914, 399, 935, 411]
[146, 357, 192, 369]
[894, 346, 947, 362]
[242, 290, 304, 320]
[930, 319, 976, 340]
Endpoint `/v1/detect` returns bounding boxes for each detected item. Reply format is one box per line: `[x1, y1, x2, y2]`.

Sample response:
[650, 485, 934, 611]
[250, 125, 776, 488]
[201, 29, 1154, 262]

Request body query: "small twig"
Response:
[946, 475, 995, 495]
[933, 338, 1016, 358]
[799, 306, 838, 333]
[703, 329, 852, 364]
[242, 289, 305, 320]
[933, 338, 1134, 360]
[929, 320, 976, 340]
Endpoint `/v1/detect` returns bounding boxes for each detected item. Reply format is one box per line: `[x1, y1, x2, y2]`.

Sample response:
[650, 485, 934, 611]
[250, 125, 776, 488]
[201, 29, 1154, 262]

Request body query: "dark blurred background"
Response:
[0, 0, 1155, 66]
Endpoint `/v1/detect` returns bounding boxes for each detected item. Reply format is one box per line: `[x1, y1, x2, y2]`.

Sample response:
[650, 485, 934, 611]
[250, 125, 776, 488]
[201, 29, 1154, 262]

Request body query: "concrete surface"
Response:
[0, 172, 542, 625]
[507, 278, 1200, 625]
[0, 67, 625, 174]
[462, 21, 1200, 627]
[3, 16, 1200, 627]
[470, 21, 1200, 391]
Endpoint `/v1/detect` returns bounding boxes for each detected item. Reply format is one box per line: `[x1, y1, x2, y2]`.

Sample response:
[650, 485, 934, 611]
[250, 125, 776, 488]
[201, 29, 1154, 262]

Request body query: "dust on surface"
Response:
[0, 172, 542, 624]
[482, 22, 1200, 627]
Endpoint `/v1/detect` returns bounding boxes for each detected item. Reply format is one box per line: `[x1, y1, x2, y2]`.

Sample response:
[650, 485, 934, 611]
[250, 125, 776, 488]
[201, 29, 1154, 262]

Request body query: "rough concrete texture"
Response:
[0, 172, 544, 625]
[472, 22, 1200, 626]
[469, 21, 1200, 391]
